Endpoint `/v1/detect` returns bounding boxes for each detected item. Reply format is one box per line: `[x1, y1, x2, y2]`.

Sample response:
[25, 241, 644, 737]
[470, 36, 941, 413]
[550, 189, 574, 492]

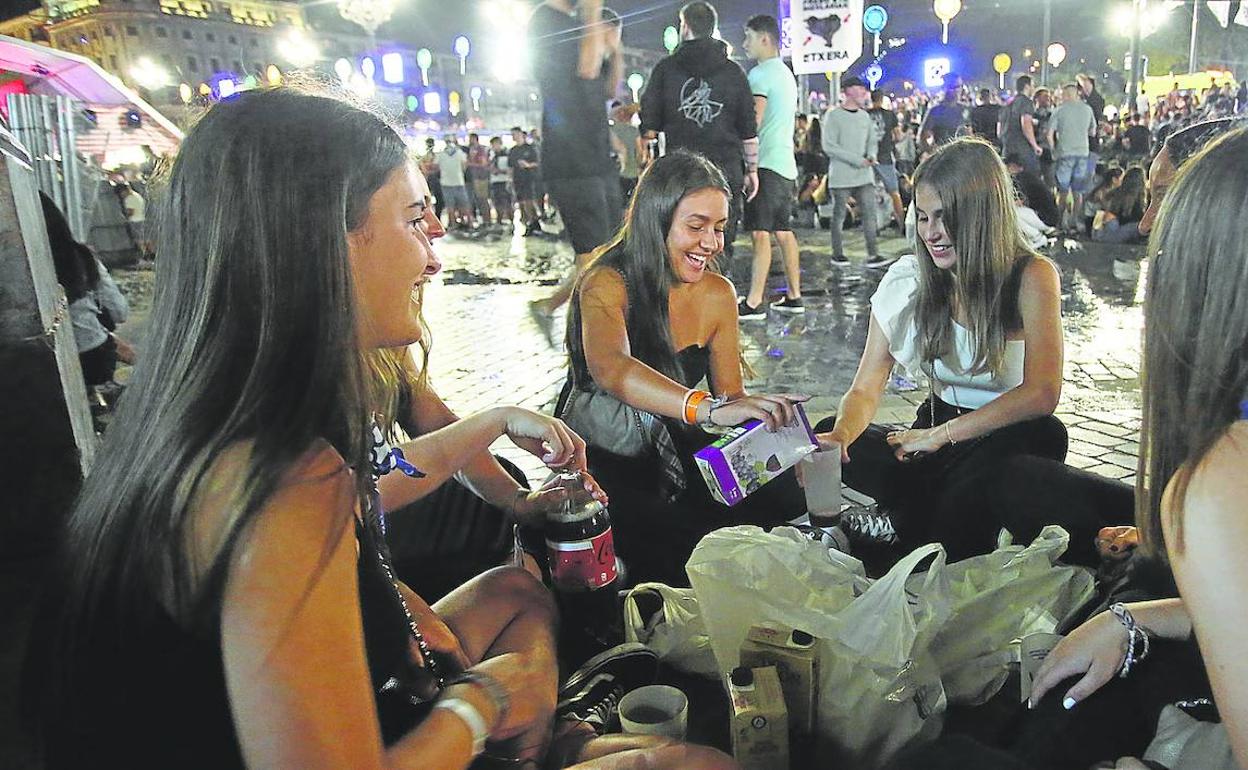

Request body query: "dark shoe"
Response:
[841, 505, 899, 545]
[865, 254, 899, 270]
[737, 299, 766, 321]
[557, 642, 658, 734]
[772, 296, 806, 314]
[830, 253, 851, 266]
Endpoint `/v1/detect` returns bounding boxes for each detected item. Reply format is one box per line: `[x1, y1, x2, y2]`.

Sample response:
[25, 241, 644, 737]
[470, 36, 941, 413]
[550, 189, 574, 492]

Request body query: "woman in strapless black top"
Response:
[561, 150, 809, 585]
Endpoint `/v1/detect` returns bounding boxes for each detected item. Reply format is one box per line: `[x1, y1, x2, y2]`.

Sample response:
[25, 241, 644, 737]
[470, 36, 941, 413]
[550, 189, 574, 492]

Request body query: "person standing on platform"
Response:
[738, 13, 803, 320]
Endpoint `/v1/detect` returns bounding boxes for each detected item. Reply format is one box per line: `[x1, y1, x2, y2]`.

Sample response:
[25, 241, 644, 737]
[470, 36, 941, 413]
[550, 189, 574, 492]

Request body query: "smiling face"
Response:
[347, 162, 443, 349]
[915, 183, 956, 270]
[665, 186, 728, 283]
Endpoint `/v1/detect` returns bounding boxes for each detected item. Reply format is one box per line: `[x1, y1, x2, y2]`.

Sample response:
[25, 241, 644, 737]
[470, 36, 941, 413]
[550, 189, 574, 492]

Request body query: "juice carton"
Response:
[727, 665, 789, 770]
[739, 623, 820, 734]
[694, 403, 818, 506]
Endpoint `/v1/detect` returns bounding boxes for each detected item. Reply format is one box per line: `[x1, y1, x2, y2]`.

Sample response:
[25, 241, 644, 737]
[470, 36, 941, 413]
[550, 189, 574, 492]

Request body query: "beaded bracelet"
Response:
[1110, 602, 1152, 678]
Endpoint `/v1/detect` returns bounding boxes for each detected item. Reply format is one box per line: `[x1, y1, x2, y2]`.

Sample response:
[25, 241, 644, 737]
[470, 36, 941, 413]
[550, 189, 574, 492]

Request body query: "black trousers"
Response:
[818, 397, 1133, 566]
[383, 456, 527, 603]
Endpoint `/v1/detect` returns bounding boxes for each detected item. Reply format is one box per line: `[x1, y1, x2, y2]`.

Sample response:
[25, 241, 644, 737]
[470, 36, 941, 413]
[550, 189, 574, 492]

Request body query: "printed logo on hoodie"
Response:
[679, 77, 724, 127]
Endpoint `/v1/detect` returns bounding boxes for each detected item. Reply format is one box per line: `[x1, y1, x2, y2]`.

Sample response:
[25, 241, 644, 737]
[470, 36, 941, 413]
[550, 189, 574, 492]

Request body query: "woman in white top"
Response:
[814, 137, 1069, 559]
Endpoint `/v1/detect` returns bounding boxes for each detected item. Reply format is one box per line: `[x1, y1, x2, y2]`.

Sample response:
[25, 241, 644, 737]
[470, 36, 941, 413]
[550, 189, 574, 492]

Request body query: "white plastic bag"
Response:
[686, 527, 948, 769]
[622, 582, 718, 678]
[924, 525, 1096, 705]
[685, 526, 870, 672]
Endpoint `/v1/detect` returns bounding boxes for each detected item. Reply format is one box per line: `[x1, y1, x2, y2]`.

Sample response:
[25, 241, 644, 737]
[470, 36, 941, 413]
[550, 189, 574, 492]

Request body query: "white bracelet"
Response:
[434, 697, 489, 756]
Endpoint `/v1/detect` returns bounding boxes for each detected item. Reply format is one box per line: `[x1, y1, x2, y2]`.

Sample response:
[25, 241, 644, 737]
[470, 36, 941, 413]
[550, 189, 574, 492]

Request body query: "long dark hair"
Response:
[1106, 165, 1146, 220]
[566, 150, 729, 388]
[41, 192, 99, 302]
[911, 137, 1038, 376]
[57, 86, 409, 642]
[1138, 127, 1248, 558]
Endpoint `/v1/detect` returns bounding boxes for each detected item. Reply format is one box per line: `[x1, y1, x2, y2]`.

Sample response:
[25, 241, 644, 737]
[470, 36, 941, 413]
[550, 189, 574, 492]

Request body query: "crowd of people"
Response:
[19, 0, 1248, 767]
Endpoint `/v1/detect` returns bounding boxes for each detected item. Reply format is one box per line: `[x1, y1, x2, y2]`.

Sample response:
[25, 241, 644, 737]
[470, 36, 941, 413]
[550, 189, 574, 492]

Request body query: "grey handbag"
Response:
[558, 383, 655, 458]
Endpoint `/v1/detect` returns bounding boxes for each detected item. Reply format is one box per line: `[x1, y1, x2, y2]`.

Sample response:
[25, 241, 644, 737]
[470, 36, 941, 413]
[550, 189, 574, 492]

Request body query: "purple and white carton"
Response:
[694, 403, 819, 506]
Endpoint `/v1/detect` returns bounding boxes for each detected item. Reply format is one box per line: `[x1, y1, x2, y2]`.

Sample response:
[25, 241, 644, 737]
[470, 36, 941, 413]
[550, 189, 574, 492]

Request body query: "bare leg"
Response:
[538, 250, 595, 314]
[433, 566, 559, 763]
[775, 230, 802, 300]
[567, 735, 737, 770]
[745, 231, 772, 308]
[889, 191, 905, 227]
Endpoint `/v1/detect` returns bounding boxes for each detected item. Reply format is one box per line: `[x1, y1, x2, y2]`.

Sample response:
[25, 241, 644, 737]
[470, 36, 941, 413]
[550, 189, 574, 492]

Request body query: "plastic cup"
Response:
[801, 446, 842, 527]
[619, 684, 688, 739]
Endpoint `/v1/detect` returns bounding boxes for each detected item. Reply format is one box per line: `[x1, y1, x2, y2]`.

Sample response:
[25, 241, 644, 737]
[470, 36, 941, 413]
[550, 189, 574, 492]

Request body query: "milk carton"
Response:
[727, 666, 789, 770]
[694, 403, 818, 506]
[739, 623, 819, 734]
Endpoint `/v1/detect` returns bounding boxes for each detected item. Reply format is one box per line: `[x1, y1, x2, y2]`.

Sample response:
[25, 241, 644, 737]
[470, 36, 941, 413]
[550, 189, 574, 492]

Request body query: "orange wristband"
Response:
[684, 389, 711, 425]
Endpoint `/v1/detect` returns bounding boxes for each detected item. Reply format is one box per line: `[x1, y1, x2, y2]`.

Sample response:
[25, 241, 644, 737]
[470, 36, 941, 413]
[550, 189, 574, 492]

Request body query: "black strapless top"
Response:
[675, 344, 711, 389]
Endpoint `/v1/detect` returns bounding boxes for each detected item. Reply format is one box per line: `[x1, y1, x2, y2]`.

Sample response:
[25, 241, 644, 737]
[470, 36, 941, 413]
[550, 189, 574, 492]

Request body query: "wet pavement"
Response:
[110, 215, 1148, 490]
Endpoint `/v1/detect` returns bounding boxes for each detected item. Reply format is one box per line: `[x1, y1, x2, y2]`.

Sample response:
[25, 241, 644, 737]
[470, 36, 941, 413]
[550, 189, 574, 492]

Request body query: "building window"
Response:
[206, 32, 216, 42]
[110, 55, 118, 69]
[227, 34, 237, 45]
[249, 37, 258, 47]
[210, 57, 221, 71]
[232, 60, 243, 72]
[182, 29, 193, 40]
[187, 55, 199, 72]
[155, 26, 168, 38]
[125, 25, 138, 36]
[103, 25, 113, 37]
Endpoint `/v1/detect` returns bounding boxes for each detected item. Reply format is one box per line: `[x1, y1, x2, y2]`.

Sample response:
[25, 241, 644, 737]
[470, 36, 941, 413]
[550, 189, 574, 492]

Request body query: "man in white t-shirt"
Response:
[436, 136, 471, 229]
[119, 182, 150, 257]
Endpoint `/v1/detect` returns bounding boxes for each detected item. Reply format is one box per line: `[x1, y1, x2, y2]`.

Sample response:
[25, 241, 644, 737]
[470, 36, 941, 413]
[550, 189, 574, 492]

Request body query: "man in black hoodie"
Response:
[640, 1, 759, 262]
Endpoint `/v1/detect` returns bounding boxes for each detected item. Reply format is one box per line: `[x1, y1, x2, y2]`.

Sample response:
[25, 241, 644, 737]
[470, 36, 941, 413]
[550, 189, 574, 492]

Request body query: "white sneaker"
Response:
[841, 506, 899, 545]
[865, 254, 899, 270]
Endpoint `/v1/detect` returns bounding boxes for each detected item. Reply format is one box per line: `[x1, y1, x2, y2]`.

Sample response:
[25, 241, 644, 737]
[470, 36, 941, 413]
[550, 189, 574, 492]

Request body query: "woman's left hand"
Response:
[395, 582, 472, 675]
[509, 472, 610, 528]
[885, 426, 947, 461]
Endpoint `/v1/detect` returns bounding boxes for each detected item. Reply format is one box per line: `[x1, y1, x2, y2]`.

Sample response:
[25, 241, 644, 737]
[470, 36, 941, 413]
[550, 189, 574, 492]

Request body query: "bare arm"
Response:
[753, 94, 767, 131]
[703, 274, 748, 400]
[1169, 424, 1248, 766]
[576, 0, 604, 80]
[220, 447, 500, 770]
[1022, 113, 1040, 151]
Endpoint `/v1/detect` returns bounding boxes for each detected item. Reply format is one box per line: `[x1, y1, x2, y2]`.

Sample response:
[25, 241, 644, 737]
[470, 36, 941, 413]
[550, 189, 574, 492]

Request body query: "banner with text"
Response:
[790, 0, 864, 75]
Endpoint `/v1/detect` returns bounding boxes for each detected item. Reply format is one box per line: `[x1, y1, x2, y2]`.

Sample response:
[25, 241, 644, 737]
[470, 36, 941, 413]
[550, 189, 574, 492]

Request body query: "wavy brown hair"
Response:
[1137, 127, 1248, 558]
[912, 137, 1040, 376]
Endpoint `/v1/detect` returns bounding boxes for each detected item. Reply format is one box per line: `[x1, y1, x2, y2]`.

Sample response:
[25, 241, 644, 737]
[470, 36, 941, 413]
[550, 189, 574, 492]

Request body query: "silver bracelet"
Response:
[698, 395, 729, 427]
[448, 670, 511, 727]
[434, 697, 489, 756]
[1110, 602, 1151, 678]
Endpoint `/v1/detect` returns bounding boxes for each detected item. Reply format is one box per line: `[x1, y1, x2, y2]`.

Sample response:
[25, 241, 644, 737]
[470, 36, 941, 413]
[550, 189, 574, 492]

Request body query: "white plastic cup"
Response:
[801, 446, 842, 527]
[619, 684, 689, 739]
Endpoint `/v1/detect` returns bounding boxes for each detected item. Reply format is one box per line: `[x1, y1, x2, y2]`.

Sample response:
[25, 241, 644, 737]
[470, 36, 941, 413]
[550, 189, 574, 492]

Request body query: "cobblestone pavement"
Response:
[112, 217, 1147, 492]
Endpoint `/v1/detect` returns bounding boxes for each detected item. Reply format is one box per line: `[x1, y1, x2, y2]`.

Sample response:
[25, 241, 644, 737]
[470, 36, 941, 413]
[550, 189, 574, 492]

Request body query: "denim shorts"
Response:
[873, 162, 901, 194]
[441, 184, 470, 210]
[1054, 155, 1090, 193]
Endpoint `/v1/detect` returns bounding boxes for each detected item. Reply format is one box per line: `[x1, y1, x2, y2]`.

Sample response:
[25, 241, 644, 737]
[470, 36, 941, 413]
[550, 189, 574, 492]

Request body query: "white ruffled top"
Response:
[870, 255, 1026, 410]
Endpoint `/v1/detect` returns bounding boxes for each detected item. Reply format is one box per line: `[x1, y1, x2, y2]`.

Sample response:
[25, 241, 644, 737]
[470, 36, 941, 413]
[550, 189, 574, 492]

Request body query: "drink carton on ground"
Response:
[694, 403, 818, 506]
[727, 665, 789, 770]
[739, 623, 820, 734]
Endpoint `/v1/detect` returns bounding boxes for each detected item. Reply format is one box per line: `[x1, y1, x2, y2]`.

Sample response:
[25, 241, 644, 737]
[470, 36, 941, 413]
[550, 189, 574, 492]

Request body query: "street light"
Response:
[663, 25, 679, 53]
[993, 53, 1012, 89]
[130, 57, 170, 90]
[417, 48, 432, 86]
[266, 64, 282, 86]
[361, 56, 376, 80]
[863, 5, 888, 57]
[627, 72, 644, 102]
[277, 30, 319, 68]
[178, 82, 192, 103]
[1046, 42, 1067, 68]
[334, 58, 353, 83]
[933, 0, 962, 45]
[381, 52, 404, 84]
[865, 63, 884, 89]
[470, 85, 483, 111]
[454, 35, 471, 75]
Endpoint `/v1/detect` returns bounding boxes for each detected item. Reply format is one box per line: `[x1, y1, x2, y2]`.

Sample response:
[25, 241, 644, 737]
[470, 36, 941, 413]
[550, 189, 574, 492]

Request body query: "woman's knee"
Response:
[474, 565, 558, 622]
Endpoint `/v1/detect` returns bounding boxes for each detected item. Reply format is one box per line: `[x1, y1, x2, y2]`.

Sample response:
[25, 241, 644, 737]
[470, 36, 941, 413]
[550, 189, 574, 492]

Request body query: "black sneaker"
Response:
[865, 254, 899, 270]
[772, 296, 805, 314]
[830, 253, 851, 266]
[841, 505, 899, 545]
[556, 642, 658, 734]
[737, 299, 766, 321]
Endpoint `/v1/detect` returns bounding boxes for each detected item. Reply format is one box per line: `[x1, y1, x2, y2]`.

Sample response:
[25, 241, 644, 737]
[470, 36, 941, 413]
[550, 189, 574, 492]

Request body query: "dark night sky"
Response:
[0, 1, 1228, 90]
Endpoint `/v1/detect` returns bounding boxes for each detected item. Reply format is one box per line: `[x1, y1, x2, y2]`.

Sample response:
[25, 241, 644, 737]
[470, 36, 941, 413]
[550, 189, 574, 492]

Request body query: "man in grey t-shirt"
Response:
[822, 76, 889, 268]
[1047, 83, 1097, 230]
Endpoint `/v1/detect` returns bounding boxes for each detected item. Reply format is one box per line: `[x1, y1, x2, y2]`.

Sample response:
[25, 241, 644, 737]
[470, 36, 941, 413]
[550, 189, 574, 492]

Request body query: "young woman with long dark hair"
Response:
[1029, 126, 1248, 769]
[27, 87, 732, 770]
[1092, 164, 1148, 243]
[814, 137, 1069, 559]
[561, 149, 807, 586]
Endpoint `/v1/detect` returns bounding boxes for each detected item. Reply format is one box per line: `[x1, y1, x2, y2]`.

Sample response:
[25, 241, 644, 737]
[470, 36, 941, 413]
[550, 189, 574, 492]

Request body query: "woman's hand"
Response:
[509, 472, 610, 528]
[468, 651, 557, 741]
[885, 426, 947, 461]
[112, 334, 138, 365]
[813, 427, 853, 464]
[496, 407, 588, 471]
[707, 394, 809, 432]
[1029, 611, 1129, 710]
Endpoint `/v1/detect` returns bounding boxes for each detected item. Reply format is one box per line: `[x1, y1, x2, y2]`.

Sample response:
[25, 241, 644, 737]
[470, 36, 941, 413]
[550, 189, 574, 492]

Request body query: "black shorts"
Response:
[514, 174, 537, 201]
[544, 174, 624, 255]
[742, 168, 795, 232]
